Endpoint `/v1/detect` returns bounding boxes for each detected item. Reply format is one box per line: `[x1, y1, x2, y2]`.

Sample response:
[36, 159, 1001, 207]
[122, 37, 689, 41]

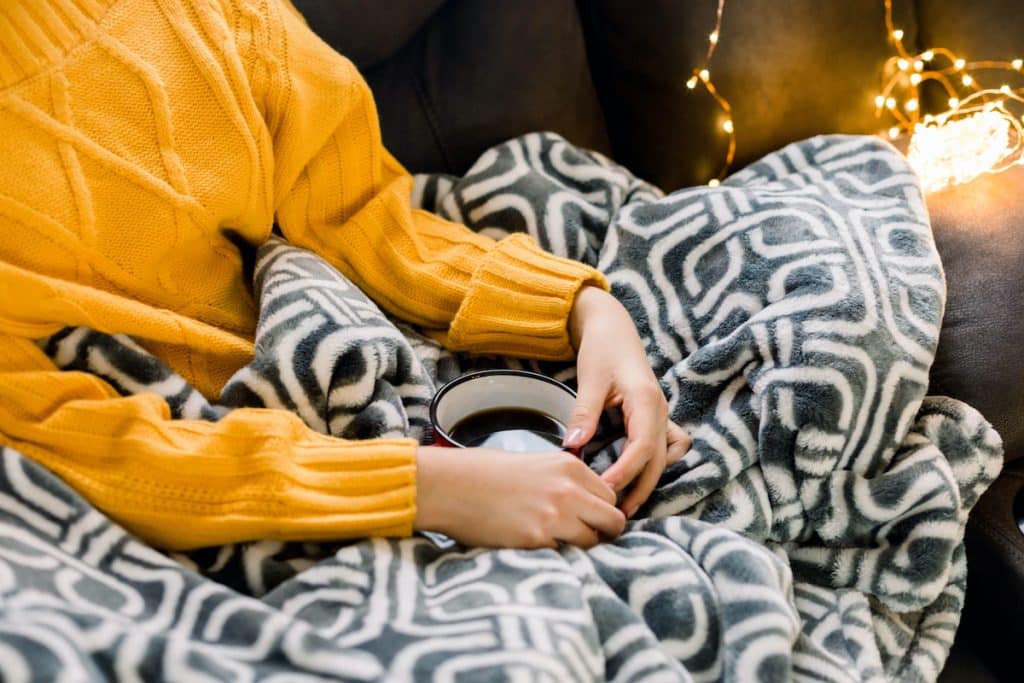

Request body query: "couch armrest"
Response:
[927, 165, 1024, 462]
[960, 461, 1024, 680]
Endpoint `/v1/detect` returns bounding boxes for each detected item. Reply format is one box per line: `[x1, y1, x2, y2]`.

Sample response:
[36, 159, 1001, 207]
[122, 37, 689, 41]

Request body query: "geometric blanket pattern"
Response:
[0, 133, 1002, 681]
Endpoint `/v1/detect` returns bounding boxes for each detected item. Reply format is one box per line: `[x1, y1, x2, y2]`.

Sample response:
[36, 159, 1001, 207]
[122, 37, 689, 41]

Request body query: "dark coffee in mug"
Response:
[449, 407, 566, 452]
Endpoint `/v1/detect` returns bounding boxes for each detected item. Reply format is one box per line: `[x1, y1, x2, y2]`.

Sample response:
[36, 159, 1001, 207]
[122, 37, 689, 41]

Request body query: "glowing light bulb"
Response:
[708, 179, 720, 187]
[886, 97, 897, 109]
[875, 95, 886, 108]
[910, 73, 922, 86]
[962, 74, 973, 86]
[914, 60, 924, 71]
[722, 119, 734, 133]
[922, 50, 935, 61]
[908, 110, 1013, 192]
[1001, 84, 1012, 95]
[892, 29, 904, 40]
[1014, 59, 1023, 70]
[897, 58, 909, 71]
[905, 98, 919, 112]
[955, 58, 966, 70]
[948, 97, 960, 108]
[686, 76, 698, 89]
[699, 69, 710, 82]
[888, 126, 901, 139]
[709, 31, 719, 44]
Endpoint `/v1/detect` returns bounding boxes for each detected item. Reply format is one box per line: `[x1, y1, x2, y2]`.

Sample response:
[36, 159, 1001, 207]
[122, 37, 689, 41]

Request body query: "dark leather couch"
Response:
[292, 1, 1023, 680]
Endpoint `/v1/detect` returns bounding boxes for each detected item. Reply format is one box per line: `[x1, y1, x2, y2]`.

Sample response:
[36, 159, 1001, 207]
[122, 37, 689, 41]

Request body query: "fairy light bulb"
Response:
[683, 0, 734, 185]
[908, 111, 1013, 192]
[708, 179, 720, 187]
[690, 0, 1024, 191]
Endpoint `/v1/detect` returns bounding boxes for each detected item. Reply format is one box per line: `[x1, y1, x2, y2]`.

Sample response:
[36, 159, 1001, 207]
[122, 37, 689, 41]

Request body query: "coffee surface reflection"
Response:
[449, 407, 566, 452]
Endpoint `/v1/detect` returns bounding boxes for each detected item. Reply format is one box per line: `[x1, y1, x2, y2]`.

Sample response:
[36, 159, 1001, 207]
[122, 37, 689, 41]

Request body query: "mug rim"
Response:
[429, 369, 577, 449]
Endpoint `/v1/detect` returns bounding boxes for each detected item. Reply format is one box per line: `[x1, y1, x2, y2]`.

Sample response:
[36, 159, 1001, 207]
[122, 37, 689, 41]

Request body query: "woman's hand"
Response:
[414, 446, 626, 549]
[566, 286, 691, 518]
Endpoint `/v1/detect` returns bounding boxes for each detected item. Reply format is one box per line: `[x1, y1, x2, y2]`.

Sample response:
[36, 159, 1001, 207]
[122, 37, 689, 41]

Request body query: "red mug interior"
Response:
[430, 370, 580, 456]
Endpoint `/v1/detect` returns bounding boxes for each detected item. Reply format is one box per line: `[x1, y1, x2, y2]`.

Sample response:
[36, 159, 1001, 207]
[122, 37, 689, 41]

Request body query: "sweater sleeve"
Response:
[0, 333, 417, 550]
[255, 0, 607, 360]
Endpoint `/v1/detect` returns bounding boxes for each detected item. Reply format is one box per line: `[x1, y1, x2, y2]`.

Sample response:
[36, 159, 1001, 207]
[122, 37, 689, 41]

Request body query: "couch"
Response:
[292, 1, 1023, 680]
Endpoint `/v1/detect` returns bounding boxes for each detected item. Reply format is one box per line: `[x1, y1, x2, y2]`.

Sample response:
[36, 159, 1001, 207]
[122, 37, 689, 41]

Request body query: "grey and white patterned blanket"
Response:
[0, 134, 1003, 681]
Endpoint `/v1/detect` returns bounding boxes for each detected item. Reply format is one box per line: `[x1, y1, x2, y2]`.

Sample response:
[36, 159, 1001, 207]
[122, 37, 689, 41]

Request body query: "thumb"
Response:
[564, 380, 608, 448]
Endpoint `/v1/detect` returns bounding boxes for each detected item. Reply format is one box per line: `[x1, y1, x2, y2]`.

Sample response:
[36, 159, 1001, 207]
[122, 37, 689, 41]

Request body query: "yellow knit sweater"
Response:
[0, 0, 606, 549]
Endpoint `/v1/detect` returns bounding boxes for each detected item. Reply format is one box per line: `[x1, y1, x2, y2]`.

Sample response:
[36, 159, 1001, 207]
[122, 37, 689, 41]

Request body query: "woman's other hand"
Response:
[414, 446, 626, 549]
[566, 286, 692, 518]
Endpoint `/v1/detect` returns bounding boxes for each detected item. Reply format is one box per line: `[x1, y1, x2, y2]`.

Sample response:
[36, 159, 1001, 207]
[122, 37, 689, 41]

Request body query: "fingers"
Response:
[575, 493, 627, 540]
[601, 387, 666, 493]
[548, 457, 625, 547]
[571, 459, 617, 506]
[666, 421, 692, 464]
[564, 377, 609, 450]
[618, 456, 664, 519]
[554, 521, 601, 549]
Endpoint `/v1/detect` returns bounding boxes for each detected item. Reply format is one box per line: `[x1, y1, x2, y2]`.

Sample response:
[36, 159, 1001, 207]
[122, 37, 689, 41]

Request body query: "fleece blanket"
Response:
[0, 133, 1003, 682]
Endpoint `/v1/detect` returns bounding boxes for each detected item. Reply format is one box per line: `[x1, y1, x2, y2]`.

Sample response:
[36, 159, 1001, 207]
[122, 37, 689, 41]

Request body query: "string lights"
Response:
[877, 0, 1024, 191]
[685, 0, 734, 186]
[686, 0, 1024, 192]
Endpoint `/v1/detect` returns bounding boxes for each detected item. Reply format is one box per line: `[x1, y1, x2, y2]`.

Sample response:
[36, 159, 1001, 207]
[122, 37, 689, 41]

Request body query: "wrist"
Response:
[413, 446, 459, 533]
[569, 286, 628, 351]
[569, 285, 608, 350]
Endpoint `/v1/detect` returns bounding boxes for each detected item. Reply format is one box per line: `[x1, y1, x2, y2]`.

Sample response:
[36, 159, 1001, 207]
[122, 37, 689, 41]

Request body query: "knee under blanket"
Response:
[0, 133, 1003, 681]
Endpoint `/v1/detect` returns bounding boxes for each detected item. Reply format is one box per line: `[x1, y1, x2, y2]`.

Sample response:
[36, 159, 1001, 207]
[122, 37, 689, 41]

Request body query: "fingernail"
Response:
[563, 427, 584, 447]
[625, 504, 638, 519]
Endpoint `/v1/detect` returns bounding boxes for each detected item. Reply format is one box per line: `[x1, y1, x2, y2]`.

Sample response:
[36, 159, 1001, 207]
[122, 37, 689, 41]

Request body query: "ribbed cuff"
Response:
[0, 1, 112, 90]
[446, 234, 608, 360]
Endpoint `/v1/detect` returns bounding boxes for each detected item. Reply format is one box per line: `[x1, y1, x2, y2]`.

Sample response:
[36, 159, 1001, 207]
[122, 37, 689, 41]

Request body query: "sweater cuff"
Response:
[446, 234, 608, 360]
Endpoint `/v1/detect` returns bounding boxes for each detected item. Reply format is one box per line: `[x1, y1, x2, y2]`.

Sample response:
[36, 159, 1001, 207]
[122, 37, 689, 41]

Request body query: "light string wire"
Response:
[687, 0, 1023, 191]
[685, 0, 734, 186]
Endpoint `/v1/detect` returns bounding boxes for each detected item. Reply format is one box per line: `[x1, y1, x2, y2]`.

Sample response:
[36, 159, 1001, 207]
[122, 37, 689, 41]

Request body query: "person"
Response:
[0, 0, 690, 551]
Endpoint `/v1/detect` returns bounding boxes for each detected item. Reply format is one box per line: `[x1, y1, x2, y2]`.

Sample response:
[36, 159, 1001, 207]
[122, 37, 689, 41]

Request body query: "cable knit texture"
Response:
[0, 0, 607, 549]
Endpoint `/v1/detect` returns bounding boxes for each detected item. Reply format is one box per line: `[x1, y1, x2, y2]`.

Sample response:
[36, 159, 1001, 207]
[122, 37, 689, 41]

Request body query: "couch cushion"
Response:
[290, 0, 445, 69]
[927, 165, 1024, 462]
[958, 460, 1024, 681]
[294, 0, 611, 175]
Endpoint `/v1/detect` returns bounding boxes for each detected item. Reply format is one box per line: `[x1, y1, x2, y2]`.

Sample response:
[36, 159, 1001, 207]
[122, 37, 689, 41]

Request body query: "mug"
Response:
[429, 369, 581, 456]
